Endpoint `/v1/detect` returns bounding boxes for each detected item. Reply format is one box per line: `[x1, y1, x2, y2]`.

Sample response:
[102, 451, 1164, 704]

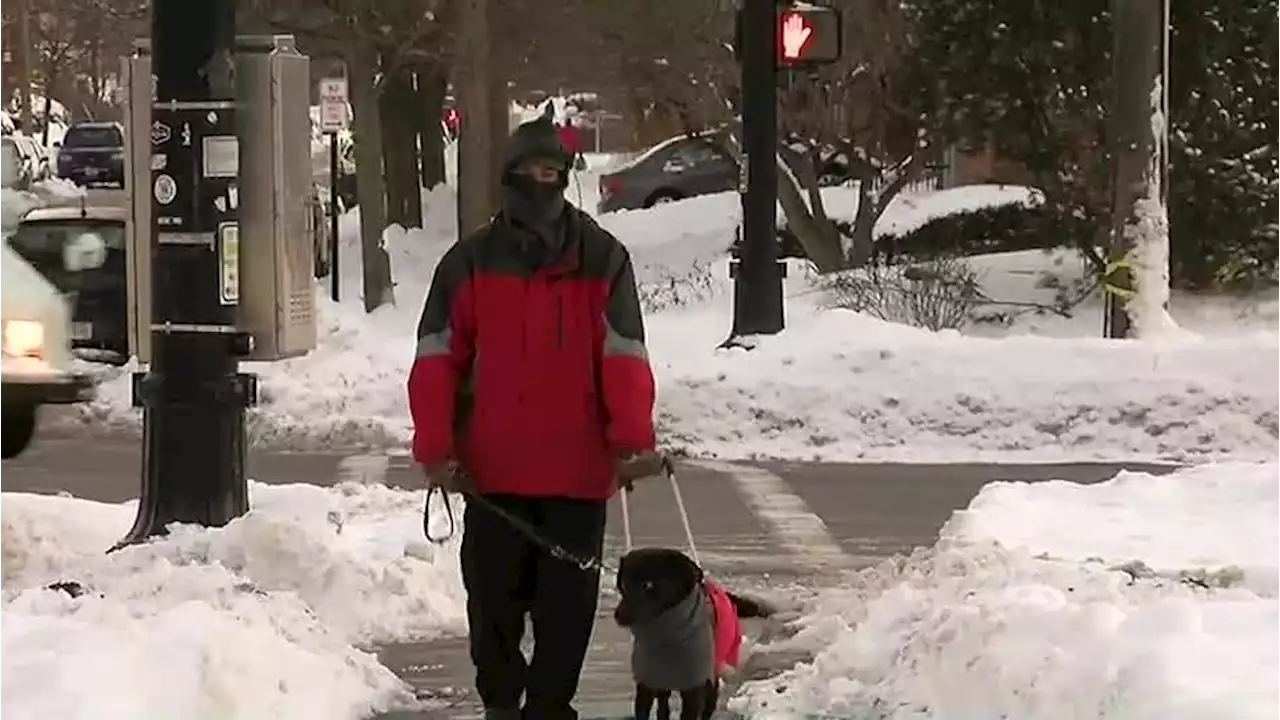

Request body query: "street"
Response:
[1, 428, 1176, 718]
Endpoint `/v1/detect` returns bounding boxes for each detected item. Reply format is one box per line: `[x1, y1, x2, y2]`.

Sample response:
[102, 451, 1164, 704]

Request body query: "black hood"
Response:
[502, 116, 572, 189]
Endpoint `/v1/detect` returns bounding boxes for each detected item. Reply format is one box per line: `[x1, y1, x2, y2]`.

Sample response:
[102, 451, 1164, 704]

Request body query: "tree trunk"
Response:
[774, 149, 847, 273]
[16, 0, 33, 133]
[1106, 0, 1173, 338]
[380, 63, 422, 228]
[487, 53, 509, 213]
[415, 63, 448, 189]
[848, 182, 878, 267]
[455, 0, 495, 236]
[348, 46, 394, 312]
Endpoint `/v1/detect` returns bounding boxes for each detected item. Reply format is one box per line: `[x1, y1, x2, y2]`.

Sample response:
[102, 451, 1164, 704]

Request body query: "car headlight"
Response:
[3, 320, 44, 358]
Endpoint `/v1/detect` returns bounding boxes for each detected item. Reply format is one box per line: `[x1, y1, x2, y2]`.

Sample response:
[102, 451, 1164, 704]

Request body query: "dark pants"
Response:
[461, 494, 608, 718]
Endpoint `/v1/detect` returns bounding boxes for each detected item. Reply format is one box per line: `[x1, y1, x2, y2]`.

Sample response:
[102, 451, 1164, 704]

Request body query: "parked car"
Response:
[56, 121, 125, 188]
[597, 132, 739, 214]
[11, 134, 51, 182]
[8, 201, 130, 365]
[596, 131, 858, 214]
[1, 136, 32, 190]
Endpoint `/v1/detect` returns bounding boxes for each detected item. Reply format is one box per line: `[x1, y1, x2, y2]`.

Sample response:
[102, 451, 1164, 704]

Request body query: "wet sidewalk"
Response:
[370, 460, 817, 718]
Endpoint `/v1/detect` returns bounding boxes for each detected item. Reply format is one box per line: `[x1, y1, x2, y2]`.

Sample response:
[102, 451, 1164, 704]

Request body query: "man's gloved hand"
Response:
[420, 459, 473, 494]
[615, 450, 668, 491]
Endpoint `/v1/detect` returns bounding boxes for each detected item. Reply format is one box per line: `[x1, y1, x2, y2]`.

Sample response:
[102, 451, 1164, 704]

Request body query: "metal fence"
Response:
[868, 157, 953, 196]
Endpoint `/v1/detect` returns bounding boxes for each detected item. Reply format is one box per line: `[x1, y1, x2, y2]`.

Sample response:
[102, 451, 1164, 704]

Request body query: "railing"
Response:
[868, 161, 950, 196]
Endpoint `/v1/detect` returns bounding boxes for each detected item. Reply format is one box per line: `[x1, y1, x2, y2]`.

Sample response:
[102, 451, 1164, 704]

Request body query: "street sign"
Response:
[318, 77, 348, 133]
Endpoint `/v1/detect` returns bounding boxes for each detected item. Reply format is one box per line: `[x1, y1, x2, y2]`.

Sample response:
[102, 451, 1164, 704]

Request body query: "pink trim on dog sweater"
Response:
[704, 579, 742, 672]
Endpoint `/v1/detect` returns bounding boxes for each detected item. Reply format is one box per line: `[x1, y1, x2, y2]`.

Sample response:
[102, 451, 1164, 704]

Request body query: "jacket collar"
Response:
[495, 207, 585, 277]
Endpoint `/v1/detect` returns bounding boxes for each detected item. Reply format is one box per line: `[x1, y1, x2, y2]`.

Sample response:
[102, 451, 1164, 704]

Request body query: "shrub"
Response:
[822, 255, 982, 331]
[870, 202, 1067, 262]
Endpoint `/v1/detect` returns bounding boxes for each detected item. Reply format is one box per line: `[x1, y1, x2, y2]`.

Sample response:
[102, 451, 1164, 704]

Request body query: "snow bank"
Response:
[65, 184, 1278, 462]
[731, 462, 1280, 720]
[1, 482, 466, 719]
[654, 305, 1279, 462]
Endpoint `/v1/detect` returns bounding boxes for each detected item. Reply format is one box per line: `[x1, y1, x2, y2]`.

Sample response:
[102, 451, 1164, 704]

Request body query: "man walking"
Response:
[407, 116, 663, 719]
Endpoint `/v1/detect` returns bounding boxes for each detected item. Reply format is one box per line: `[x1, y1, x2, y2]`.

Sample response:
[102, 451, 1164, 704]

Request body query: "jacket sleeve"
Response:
[599, 245, 657, 455]
[407, 244, 475, 466]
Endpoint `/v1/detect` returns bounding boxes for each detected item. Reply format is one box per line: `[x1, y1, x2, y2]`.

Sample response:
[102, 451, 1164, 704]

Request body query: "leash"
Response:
[424, 481, 620, 576]
[423, 457, 699, 572]
[616, 458, 700, 565]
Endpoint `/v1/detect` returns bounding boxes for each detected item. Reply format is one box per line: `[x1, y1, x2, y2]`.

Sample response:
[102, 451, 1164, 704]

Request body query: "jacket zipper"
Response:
[555, 293, 564, 349]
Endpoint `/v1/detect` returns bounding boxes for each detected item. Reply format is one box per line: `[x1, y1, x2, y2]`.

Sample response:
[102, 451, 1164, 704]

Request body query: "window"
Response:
[61, 126, 123, 149]
[670, 140, 729, 168]
[10, 221, 127, 254]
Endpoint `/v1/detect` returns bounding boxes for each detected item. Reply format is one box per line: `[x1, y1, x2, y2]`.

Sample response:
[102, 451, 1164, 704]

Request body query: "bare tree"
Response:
[4, 0, 143, 125]
[773, 0, 939, 273]
[581, 0, 736, 146]
[245, 0, 452, 312]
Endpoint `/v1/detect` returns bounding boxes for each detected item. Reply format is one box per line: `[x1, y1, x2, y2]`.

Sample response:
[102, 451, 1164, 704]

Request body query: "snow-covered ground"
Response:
[65, 163, 1278, 462]
[1, 481, 466, 719]
[730, 461, 1280, 720]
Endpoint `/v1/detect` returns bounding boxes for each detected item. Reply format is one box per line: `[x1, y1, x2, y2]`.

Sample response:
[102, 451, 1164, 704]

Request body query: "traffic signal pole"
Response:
[117, 0, 252, 548]
[730, 0, 786, 340]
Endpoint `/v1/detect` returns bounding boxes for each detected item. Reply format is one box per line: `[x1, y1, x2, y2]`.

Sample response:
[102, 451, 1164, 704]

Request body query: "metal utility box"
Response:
[122, 35, 317, 363]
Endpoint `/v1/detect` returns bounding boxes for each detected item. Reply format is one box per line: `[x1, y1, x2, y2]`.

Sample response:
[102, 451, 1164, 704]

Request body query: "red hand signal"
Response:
[781, 12, 814, 60]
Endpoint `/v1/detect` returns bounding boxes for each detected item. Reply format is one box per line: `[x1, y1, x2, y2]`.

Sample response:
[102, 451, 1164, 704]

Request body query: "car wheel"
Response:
[644, 190, 684, 208]
[2, 404, 38, 459]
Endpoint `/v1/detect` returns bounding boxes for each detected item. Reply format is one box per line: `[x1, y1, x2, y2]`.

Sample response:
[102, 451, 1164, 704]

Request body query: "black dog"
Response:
[614, 547, 773, 720]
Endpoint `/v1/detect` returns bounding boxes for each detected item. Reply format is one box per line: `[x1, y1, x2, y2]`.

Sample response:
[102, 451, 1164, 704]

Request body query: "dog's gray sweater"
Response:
[628, 586, 714, 691]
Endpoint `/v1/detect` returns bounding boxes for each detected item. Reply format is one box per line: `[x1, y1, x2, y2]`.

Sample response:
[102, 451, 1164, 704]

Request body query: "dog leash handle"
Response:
[422, 485, 458, 544]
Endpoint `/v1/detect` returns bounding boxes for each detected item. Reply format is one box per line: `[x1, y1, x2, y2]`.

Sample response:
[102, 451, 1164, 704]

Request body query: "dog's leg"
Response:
[677, 684, 709, 720]
[656, 690, 672, 720]
[635, 684, 656, 720]
[702, 679, 720, 719]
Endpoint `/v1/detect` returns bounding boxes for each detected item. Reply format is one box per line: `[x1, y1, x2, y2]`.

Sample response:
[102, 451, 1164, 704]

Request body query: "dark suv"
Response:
[56, 122, 126, 188]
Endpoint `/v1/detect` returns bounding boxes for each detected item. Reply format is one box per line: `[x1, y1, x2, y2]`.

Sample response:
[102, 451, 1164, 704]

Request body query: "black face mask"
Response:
[502, 172, 566, 231]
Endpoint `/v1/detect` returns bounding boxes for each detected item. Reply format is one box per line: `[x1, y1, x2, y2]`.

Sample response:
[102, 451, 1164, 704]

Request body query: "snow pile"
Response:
[2, 179, 84, 234]
[66, 184, 1278, 462]
[1, 481, 467, 719]
[731, 462, 1279, 720]
[653, 306, 1279, 462]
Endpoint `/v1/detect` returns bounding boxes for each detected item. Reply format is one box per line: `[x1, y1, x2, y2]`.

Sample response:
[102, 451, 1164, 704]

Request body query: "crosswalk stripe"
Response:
[337, 453, 391, 486]
[695, 459, 852, 570]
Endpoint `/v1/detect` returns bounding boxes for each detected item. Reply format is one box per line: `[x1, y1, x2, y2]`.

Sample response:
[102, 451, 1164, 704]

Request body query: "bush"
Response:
[637, 261, 717, 313]
[822, 255, 982, 331]
[871, 202, 1068, 262]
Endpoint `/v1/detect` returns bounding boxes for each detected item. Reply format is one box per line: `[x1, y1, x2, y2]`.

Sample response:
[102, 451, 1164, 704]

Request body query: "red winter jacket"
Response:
[407, 209, 656, 499]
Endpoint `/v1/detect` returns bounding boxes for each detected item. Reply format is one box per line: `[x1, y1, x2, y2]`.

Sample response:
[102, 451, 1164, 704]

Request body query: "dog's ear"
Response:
[614, 599, 634, 627]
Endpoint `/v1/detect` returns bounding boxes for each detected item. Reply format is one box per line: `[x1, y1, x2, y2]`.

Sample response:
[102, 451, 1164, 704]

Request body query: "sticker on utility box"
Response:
[218, 222, 240, 305]
[153, 173, 177, 205]
[202, 135, 239, 178]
